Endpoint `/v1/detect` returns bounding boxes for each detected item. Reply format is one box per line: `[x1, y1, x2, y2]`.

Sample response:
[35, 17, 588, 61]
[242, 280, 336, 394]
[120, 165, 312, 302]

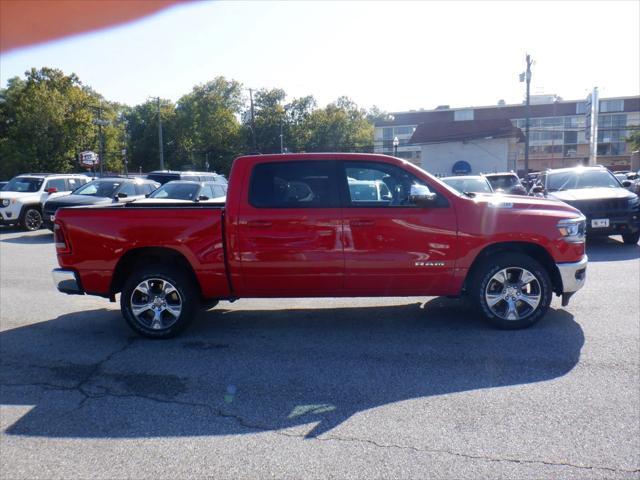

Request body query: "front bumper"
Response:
[52, 268, 84, 295]
[584, 211, 640, 236]
[556, 255, 588, 306]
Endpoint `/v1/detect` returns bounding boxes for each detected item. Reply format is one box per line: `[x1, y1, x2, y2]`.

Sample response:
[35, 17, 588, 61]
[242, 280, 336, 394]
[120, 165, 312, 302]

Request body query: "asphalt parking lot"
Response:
[0, 228, 638, 479]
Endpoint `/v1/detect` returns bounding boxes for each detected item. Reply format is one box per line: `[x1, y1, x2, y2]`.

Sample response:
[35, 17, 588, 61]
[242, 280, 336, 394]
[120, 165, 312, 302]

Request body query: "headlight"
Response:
[1, 199, 9, 208]
[628, 196, 639, 208]
[557, 216, 586, 243]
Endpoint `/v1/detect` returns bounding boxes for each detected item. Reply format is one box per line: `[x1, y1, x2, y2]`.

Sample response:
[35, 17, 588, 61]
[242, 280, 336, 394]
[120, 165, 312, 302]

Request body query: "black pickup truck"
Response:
[531, 166, 640, 245]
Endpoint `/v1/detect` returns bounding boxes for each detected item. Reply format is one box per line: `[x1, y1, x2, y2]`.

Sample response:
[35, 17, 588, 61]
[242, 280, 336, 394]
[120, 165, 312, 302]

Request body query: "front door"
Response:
[339, 161, 458, 296]
[235, 160, 344, 295]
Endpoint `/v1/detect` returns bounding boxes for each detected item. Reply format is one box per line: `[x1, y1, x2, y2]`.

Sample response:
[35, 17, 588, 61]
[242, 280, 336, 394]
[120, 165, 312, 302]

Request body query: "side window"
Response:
[118, 182, 137, 196]
[202, 185, 215, 198]
[249, 161, 338, 208]
[134, 183, 148, 196]
[213, 185, 226, 197]
[46, 178, 67, 191]
[67, 178, 79, 191]
[342, 161, 432, 207]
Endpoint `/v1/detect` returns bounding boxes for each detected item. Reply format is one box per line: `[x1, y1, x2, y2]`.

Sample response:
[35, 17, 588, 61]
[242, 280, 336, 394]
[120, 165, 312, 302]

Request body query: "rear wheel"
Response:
[121, 265, 199, 339]
[470, 253, 552, 329]
[21, 208, 43, 231]
[622, 231, 640, 245]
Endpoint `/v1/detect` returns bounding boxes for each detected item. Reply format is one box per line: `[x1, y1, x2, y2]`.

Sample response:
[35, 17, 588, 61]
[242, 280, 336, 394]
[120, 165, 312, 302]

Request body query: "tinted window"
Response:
[547, 170, 620, 191]
[249, 161, 338, 208]
[45, 178, 67, 191]
[343, 161, 433, 207]
[212, 185, 226, 197]
[4, 177, 44, 192]
[118, 182, 137, 196]
[75, 180, 121, 197]
[150, 182, 200, 200]
[485, 175, 519, 190]
[442, 177, 492, 193]
[67, 178, 82, 191]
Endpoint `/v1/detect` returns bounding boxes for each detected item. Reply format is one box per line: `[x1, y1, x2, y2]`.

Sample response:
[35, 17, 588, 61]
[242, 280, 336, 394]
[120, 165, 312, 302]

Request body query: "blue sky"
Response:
[1, 0, 638, 112]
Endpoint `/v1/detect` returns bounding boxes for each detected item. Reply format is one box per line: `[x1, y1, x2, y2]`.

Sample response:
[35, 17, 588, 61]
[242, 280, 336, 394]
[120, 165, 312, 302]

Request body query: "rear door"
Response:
[235, 160, 343, 295]
[338, 161, 458, 296]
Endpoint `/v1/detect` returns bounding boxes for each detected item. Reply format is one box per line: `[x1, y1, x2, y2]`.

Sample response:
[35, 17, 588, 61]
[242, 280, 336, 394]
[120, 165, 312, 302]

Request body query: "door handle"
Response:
[349, 219, 375, 227]
[246, 220, 272, 228]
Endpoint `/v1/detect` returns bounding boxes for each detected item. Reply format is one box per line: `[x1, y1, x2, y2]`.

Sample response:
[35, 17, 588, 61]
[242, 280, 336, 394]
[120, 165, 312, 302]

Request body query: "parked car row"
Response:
[0, 170, 228, 231]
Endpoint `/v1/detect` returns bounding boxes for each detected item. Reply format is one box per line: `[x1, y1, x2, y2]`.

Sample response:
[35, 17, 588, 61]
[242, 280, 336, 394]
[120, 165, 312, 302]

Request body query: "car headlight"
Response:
[557, 215, 586, 243]
[1, 199, 10, 208]
[628, 196, 639, 208]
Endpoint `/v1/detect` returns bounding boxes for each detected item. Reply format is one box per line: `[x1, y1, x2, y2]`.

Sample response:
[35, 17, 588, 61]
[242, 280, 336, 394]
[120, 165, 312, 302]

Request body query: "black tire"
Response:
[120, 265, 199, 339]
[470, 253, 552, 330]
[622, 231, 640, 245]
[21, 207, 43, 231]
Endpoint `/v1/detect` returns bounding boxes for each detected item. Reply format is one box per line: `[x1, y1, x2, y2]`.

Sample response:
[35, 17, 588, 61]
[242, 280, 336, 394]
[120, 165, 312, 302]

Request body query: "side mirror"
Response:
[144, 193, 150, 198]
[531, 185, 545, 194]
[196, 195, 210, 202]
[46, 187, 58, 194]
[622, 180, 632, 188]
[115, 192, 128, 200]
[409, 184, 437, 207]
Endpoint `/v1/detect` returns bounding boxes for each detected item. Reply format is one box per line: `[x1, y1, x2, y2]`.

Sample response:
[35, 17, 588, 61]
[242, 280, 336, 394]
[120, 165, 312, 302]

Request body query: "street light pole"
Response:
[522, 54, 533, 174]
[149, 96, 165, 170]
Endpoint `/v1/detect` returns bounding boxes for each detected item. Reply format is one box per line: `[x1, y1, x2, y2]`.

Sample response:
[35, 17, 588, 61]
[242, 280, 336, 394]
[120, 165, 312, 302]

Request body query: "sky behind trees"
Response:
[1, 1, 638, 112]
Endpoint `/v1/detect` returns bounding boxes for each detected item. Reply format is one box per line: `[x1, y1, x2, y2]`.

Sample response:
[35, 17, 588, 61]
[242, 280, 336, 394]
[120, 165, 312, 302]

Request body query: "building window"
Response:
[454, 109, 474, 121]
[576, 102, 588, 115]
[600, 99, 624, 113]
[394, 126, 415, 136]
[382, 127, 393, 140]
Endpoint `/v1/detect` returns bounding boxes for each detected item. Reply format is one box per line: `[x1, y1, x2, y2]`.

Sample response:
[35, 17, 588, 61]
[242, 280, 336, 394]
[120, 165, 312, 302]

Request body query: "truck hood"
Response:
[0, 191, 40, 200]
[470, 192, 583, 218]
[547, 187, 635, 202]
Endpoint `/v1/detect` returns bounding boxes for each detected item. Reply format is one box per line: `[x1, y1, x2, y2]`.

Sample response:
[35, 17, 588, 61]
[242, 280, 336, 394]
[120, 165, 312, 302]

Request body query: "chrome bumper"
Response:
[52, 268, 84, 295]
[556, 255, 588, 306]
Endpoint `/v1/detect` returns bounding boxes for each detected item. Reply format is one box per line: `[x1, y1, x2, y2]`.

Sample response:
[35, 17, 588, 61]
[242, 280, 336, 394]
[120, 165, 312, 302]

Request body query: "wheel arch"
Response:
[464, 241, 563, 296]
[111, 247, 202, 298]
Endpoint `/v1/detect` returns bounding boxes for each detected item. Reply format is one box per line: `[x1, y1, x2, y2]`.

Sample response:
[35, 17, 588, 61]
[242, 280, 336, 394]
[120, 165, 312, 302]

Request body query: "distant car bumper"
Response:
[52, 268, 84, 295]
[556, 255, 588, 306]
[582, 209, 640, 236]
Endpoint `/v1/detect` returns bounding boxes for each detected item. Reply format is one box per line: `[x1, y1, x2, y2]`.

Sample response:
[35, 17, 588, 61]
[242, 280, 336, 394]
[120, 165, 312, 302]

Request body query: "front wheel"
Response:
[622, 231, 640, 245]
[121, 265, 199, 339]
[470, 253, 552, 330]
[21, 208, 43, 231]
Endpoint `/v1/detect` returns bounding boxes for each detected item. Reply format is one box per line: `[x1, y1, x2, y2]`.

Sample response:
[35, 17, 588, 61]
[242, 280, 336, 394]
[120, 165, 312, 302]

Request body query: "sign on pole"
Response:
[79, 151, 99, 168]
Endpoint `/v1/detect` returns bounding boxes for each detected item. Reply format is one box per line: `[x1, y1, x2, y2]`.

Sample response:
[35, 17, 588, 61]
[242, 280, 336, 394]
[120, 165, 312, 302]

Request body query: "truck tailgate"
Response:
[55, 204, 229, 298]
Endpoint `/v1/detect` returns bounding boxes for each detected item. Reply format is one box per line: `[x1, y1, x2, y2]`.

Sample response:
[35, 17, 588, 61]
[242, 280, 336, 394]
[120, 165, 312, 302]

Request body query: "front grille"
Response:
[571, 198, 628, 216]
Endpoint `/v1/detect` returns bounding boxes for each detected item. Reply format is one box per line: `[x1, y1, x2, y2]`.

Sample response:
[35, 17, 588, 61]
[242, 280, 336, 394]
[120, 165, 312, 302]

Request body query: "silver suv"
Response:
[0, 173, 91, 231]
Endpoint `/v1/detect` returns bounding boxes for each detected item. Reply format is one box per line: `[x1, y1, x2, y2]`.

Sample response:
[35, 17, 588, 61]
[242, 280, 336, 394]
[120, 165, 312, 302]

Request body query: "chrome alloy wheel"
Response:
[484, 267, 542, 321]
[130, 278, 182, 330]
[25, 209, 42, 230]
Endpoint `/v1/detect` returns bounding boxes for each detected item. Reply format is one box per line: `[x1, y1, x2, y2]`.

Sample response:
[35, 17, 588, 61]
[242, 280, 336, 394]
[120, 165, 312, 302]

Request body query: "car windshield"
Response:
[150, 183, 201, 200]
[74, 180, 122, 197]
[547, 170, 620, 191]
[443, 177, 492, 194]
[485, 175, 519, 189]
[4, 177, 44, 192]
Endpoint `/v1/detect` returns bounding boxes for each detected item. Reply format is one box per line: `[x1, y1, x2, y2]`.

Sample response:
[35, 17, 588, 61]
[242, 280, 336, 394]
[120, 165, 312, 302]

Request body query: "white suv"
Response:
[0, 173, 91, 231]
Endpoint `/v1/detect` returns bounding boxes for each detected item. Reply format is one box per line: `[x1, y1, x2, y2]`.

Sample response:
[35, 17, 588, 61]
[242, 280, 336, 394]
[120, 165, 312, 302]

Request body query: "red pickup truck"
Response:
[52, 153, 588, 338]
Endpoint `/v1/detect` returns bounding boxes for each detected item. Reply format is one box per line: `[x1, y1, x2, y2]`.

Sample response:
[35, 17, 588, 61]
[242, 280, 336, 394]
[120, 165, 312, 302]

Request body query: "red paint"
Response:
[55, 153, 585, 301]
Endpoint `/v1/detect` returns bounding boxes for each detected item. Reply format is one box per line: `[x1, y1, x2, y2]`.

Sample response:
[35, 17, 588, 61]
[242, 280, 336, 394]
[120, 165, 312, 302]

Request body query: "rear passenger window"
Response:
[46, 178, 68, 191]
[249, 161, 338, 208]
[67, 178, 81, 191]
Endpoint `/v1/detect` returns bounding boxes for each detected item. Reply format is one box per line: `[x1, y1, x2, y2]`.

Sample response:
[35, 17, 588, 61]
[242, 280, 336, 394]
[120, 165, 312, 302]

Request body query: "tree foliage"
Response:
[0, 68, 379, 179]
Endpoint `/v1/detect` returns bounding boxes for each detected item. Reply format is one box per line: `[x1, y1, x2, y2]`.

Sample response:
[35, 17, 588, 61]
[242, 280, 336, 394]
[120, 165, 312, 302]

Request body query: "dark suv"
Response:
[532, 166, 640, 245]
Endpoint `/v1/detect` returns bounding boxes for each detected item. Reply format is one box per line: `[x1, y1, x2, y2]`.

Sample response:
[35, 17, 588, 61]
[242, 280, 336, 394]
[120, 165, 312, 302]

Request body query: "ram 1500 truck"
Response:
[52, 153, 588, 338]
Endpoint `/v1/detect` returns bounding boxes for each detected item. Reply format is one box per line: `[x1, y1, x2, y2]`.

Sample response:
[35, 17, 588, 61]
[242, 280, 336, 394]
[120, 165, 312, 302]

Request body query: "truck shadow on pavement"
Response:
[0, 298, 584, 439]
[0, 231, 53, 244]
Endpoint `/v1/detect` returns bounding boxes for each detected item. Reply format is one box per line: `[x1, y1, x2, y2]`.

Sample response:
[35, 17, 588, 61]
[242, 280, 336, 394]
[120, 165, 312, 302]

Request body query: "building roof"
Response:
[409, 119, 525, 144]
[376, 95, 640, 127]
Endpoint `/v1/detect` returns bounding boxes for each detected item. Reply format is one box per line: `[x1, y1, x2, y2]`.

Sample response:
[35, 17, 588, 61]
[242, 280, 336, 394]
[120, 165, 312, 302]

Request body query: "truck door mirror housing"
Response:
[46, 187, 58, 194]
[622, 180, 632, 188]
[115, 192, 128, 199]
[197, 195, 210, 202]
[409, 184, 437, 206]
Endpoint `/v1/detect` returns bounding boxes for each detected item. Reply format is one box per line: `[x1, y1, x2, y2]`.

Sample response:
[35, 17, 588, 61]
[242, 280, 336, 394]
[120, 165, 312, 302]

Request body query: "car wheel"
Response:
[622, 231, 640, 245]
[21, 208, 43, 231]
[471, 253, 552, 329]
[121, 265, 199, 339]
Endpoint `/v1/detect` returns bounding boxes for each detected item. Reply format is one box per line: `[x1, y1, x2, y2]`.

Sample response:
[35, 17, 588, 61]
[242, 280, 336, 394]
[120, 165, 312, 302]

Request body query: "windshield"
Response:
[74, 180, 122, 197]
[547, 170, 620, 191]
[150, 183, 201, 200]
[442, 177, 492, 194]
[4, 177, 44, 192]
[485, 175, 519, 189]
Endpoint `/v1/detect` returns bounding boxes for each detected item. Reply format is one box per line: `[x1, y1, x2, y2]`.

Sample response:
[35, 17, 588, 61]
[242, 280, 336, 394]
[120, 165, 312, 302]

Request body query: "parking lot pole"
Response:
[523, 54, 533, 174]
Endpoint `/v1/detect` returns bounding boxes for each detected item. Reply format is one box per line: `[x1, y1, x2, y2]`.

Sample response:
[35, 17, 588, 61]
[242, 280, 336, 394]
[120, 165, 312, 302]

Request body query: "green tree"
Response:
[627, 130, 640, 151]
[0, 67, 125, 179]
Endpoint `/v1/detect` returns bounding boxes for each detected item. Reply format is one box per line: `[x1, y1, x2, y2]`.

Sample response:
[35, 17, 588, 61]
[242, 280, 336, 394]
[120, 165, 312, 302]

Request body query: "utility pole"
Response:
[280, 120, 284, 153]
[522, 54, 533, 174]
[249, 88, 257, 152]
[91, 103, 109, 176]
[149, 96, 165, 170]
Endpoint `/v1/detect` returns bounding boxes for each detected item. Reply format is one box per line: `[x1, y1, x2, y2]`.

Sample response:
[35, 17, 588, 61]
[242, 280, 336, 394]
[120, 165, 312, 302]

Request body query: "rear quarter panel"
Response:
[55, 205, 229, 298]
